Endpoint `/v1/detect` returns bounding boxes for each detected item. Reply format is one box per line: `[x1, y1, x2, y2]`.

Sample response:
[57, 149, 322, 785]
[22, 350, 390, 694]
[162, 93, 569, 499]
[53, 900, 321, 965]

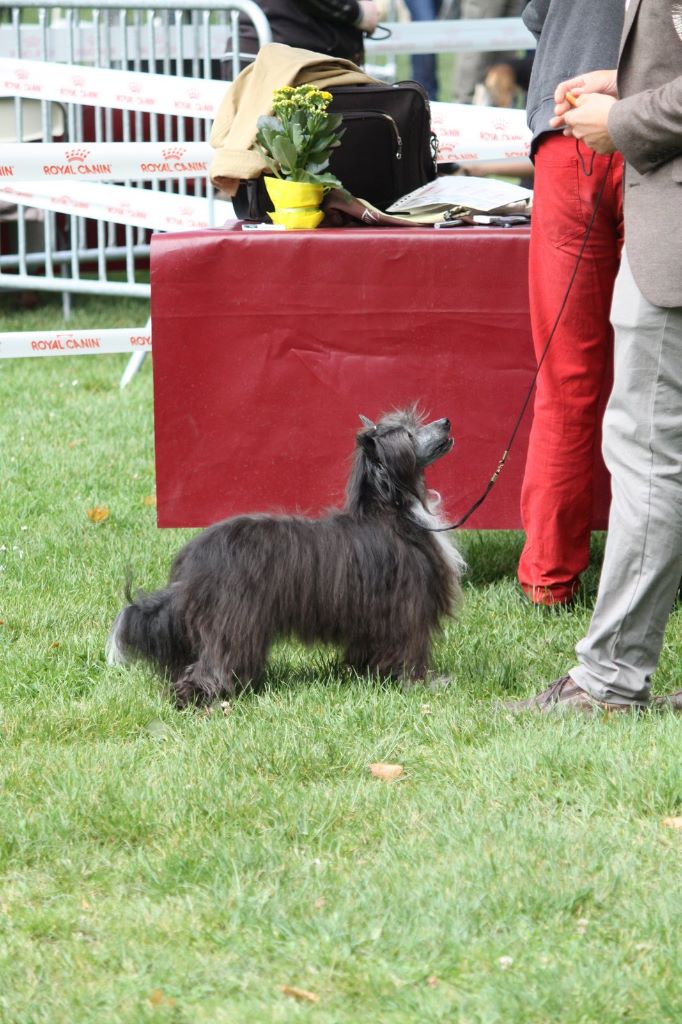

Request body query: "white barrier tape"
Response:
[0, 142, 213, 182]
[0, 180, 234, 230]
[431, 102, 530, 163]
[0, 58, 226, 119]
[0, 326, 151, 359]
[2, 58, 531, 165]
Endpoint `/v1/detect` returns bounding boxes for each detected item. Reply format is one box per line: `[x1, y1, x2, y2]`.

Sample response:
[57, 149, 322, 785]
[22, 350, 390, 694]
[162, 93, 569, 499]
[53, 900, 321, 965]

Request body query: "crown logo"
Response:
[187, 88, 200, 100]
[493, 117, 509, 132]
[72, 75, 85, 88]
[162, 146, 185, 160]
[16, 67, 29, 80]
[129, 81, 142, 93]
[66, 148, 89, 163]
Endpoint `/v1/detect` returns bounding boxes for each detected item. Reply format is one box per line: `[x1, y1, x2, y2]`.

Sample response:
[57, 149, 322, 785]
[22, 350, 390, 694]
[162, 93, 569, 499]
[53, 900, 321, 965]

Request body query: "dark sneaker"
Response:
[504, 674, 640, 714]
[652, 690, 682, 711]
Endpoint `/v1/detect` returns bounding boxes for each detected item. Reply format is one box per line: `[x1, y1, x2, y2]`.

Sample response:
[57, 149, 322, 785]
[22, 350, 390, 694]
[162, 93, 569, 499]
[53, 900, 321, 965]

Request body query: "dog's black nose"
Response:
[438, 418, 451, 431]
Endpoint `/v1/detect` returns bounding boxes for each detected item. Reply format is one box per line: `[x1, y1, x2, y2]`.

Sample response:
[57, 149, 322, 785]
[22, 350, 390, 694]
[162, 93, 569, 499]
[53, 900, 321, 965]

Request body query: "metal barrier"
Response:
[0, 0, 271, 305]
[365, 17, 536, 58]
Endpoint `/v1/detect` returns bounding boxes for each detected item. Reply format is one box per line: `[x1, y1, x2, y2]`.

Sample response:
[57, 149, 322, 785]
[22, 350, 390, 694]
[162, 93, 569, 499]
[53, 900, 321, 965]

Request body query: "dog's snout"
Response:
[438, 418, 451, 432]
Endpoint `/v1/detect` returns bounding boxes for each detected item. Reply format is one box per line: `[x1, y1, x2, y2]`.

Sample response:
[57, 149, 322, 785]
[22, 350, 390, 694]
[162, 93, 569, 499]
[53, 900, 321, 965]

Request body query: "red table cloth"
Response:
[150, 226, 610, 530]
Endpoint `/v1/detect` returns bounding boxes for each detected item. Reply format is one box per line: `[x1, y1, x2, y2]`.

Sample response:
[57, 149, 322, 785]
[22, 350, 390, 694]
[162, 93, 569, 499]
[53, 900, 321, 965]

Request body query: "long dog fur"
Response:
[107, 408, 464, 706]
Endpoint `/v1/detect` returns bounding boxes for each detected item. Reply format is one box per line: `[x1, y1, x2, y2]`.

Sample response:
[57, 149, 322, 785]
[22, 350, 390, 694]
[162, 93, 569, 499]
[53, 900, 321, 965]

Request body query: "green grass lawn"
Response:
[0, 291, 681, 1024]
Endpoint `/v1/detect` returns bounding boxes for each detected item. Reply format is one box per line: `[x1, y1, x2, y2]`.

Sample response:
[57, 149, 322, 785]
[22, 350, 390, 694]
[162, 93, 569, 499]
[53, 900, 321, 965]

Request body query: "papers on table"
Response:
[386, 176, 533, 215]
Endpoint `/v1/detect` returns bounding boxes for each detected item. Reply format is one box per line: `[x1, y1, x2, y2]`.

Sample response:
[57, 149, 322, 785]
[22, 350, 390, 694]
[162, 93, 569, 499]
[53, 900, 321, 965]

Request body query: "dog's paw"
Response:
[172, 665, 207, 708]
[172, 663, 233, 708]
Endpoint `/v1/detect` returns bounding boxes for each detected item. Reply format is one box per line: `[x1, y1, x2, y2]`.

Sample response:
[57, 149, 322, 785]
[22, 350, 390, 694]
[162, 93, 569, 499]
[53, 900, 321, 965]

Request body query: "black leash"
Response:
[426, 150, 615, 533]
[365, 24, 392, 40]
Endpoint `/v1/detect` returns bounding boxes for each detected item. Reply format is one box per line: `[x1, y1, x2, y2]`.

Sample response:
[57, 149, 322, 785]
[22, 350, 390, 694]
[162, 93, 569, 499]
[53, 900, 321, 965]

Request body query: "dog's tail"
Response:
[106, 584, 190, 674]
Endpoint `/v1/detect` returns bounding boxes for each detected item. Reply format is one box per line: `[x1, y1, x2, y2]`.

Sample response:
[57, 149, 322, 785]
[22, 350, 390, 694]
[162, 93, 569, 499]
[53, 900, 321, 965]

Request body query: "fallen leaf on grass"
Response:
[148, 989, 176, 1007]
[662, 816, 682, 829]
[426, 975, 439, 988]
[86, 506, 110, 524]
[145, 719, 170, 741]
[142, 495, 157, 507]
[369, 762, 404, 781]
[280, 985, 319, 1004]
[314, 896, 326, 910]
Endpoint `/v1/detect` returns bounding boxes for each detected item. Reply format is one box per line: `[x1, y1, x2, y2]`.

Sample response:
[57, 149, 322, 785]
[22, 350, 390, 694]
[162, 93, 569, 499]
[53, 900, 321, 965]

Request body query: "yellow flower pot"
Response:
[264, 177, 324, 230]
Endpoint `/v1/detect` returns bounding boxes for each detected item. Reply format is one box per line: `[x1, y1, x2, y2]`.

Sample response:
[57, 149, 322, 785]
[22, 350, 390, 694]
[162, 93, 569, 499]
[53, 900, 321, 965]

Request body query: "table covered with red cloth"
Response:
[150, 226, 610, 530]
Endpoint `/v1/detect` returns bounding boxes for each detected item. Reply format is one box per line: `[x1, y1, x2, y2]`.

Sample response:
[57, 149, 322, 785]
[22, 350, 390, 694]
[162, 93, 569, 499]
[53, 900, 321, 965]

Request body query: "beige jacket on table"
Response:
[607, 0, 682, 307]
[209, 43, 379, 196]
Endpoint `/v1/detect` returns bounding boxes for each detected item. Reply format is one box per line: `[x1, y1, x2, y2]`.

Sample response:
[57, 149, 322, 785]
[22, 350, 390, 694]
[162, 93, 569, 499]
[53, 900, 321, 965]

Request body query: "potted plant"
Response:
[254, 85, 347, 229]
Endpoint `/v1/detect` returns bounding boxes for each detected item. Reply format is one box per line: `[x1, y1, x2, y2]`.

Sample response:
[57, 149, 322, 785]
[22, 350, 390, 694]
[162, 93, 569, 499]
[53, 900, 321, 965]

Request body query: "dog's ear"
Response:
[357, 415, 377, 457]
[357, 430, 377, 457]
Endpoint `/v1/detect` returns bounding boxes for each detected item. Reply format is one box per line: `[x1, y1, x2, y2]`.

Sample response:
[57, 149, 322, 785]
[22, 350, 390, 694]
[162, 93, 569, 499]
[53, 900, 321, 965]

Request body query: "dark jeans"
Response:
[404, 0, 442, 100]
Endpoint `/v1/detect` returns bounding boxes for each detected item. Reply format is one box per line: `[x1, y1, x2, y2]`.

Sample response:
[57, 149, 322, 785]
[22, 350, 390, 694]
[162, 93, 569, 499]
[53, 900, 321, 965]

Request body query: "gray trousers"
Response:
[570, 250, 682, 704]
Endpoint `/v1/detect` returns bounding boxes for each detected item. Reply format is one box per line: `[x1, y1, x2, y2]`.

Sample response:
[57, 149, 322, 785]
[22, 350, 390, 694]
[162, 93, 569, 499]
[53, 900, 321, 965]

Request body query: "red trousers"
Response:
[518, 134, 624, 605]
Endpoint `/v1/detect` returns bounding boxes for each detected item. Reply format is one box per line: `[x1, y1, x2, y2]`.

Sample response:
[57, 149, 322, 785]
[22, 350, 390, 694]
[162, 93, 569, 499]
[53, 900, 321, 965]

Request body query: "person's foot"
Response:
[652, 690, 682, 710]
[519, 583, 577, 609]
[503, 674, 642, 714]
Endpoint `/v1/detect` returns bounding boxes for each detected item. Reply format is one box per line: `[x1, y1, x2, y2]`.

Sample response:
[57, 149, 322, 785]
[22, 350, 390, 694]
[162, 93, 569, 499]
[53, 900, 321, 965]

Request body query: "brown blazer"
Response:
[607, 0, 682, 307]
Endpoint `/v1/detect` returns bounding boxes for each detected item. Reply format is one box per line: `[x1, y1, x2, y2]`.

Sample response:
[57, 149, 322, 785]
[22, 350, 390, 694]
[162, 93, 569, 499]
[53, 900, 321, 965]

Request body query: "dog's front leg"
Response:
[344, 646, 430, 688]
[172, 657, 232, 708]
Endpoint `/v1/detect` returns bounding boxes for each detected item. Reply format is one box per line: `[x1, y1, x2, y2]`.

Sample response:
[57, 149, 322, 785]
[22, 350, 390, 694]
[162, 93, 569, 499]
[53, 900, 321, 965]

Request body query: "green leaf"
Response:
[271, 136, 299, 174]
[291, 121, 305, 151]
[305, 159, 331, 175]
[253, 144, 280, 176]
[256, 115, 282, 133]
[144, 719, 171, 741]
[314, 172, 346, 187]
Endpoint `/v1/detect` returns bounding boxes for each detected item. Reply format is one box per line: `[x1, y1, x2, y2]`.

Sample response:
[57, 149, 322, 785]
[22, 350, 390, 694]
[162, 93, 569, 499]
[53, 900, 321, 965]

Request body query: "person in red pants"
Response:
[517, 0, 625, 607]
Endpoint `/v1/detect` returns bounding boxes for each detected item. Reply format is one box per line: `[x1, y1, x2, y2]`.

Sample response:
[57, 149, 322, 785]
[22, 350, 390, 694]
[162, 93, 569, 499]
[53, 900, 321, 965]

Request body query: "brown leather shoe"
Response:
[652, 690, 682, 710]
[504, 674, 641, 714]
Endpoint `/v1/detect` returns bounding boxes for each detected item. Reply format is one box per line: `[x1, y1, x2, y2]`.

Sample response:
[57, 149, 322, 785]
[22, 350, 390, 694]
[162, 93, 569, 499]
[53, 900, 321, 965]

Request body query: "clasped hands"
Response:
[550, 69, 619, 154]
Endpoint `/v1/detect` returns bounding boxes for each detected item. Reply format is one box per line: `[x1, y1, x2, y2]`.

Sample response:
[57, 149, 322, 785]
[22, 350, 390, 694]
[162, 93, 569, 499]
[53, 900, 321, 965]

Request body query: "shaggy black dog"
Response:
[107, 409, 464, 705]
